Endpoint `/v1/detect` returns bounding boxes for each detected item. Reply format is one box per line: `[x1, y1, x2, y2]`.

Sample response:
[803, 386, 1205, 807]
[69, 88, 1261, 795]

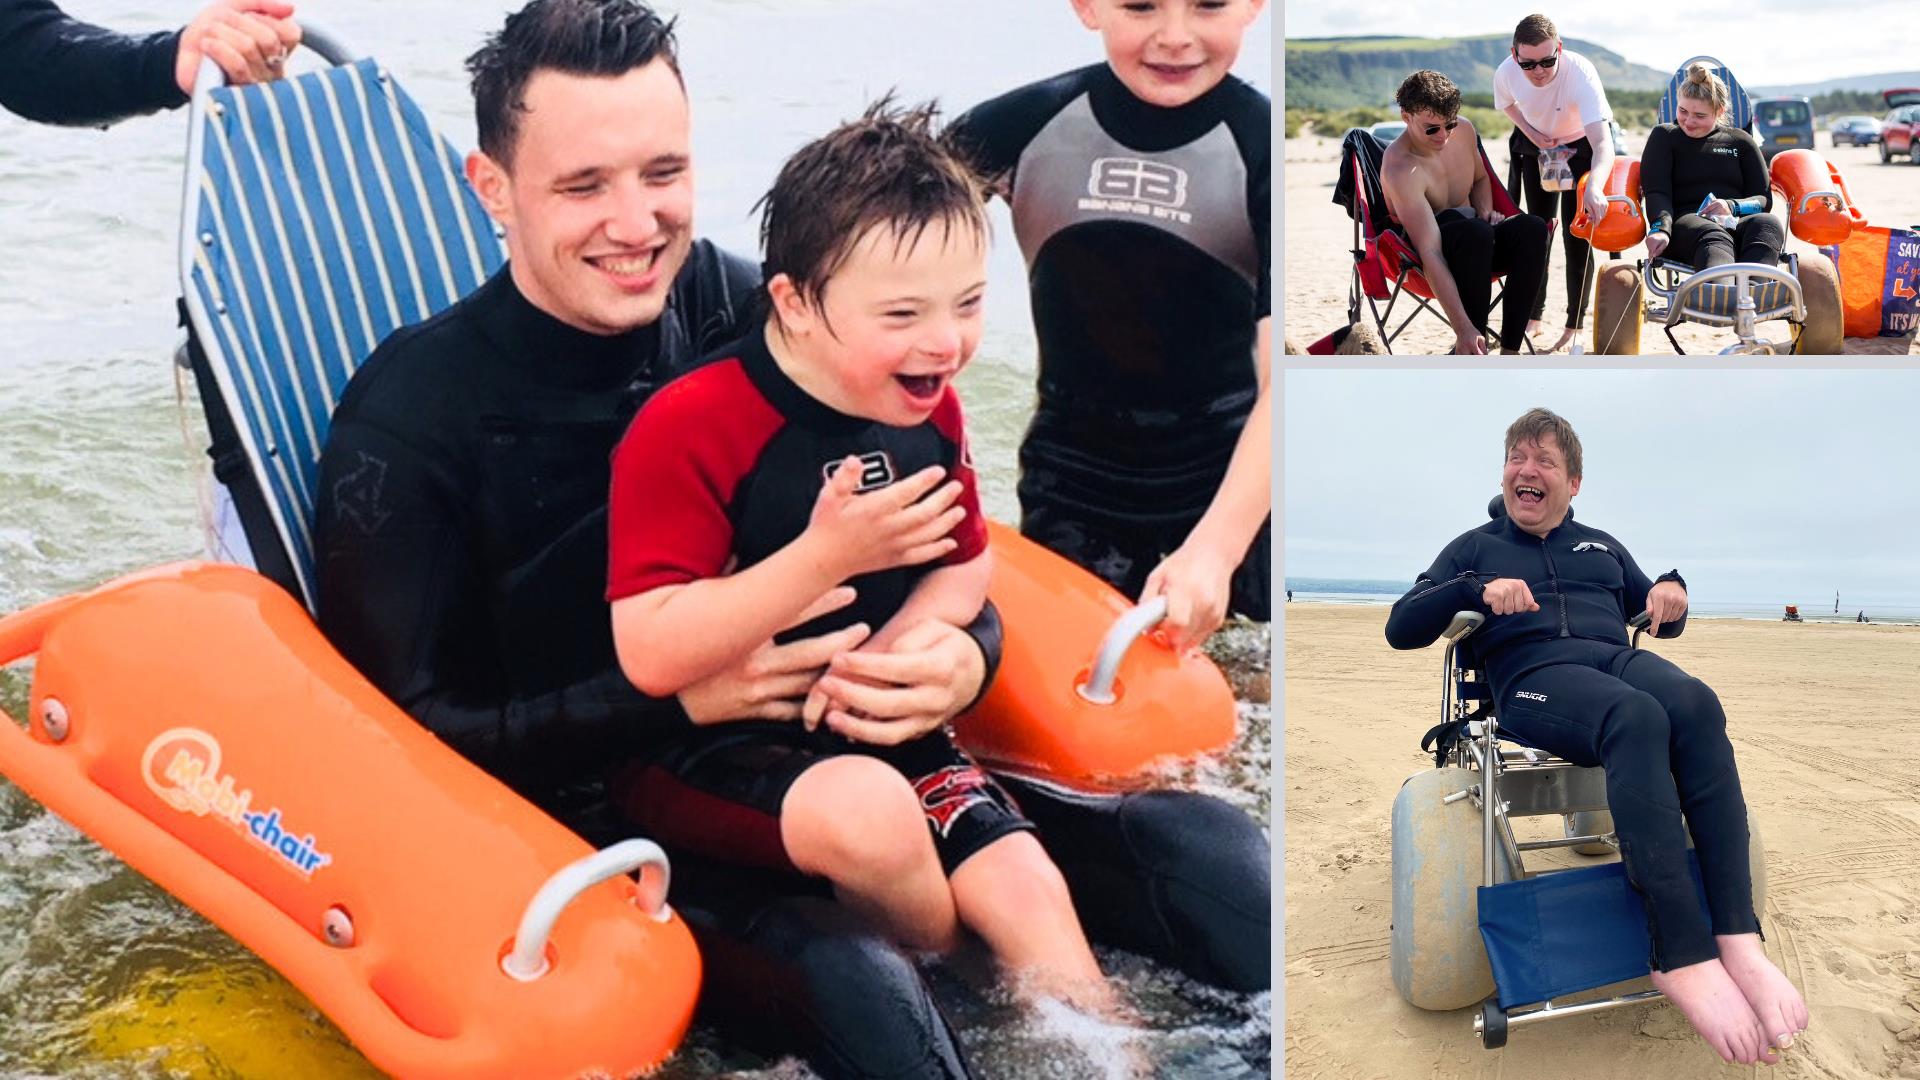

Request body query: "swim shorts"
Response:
[614, 724, 1034, 877]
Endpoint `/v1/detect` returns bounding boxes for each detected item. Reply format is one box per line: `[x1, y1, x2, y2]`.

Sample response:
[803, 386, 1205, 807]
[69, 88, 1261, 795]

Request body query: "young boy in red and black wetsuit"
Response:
[605, 102, 1110, 1009]
[945, 0, 1271, 652]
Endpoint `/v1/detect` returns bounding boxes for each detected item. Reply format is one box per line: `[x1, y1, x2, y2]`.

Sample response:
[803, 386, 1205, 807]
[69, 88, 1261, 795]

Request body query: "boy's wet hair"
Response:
[759, 97, 988, 328]
[1512, 14, 1557, 48]
[1504, 407, 1583, 479]
[1396, 70, 1462, 120]
[467, 0, 680, 167]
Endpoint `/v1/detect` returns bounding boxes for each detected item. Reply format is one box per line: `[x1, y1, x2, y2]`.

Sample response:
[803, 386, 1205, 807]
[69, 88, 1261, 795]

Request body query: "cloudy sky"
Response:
[1284, 0, 1913, 89]
[1284, 370, 1920, 606]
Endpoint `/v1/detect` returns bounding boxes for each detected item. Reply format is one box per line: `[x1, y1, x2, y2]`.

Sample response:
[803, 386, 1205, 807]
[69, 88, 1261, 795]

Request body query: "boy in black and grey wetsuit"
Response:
[1386, 408, 1807, 1067]
[945, 0, 1270, 651]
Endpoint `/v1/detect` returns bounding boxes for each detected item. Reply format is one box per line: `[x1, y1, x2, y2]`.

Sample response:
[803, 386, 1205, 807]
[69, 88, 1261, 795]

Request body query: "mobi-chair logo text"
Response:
[141, 727, 333, 877]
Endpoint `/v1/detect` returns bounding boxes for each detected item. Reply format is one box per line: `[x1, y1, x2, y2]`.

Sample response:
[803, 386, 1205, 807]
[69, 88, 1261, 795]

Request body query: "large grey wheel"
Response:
[1391, 768, 1517, 1011]
[1591, 262, 1643, 354]
[1793, 250, 1844, 355]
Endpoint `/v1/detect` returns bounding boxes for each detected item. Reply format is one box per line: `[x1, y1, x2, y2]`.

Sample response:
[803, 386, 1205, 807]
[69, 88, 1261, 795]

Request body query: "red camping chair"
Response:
[1336, 128, 1553, 353]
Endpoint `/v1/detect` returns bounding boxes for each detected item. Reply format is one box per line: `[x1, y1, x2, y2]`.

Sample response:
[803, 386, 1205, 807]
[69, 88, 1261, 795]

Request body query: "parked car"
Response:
[1829, 115, 1881, 147]
[1369, 120, 1406, 145]
[1753, 96, 1815, 159]
[1882, 88, 1920, 164]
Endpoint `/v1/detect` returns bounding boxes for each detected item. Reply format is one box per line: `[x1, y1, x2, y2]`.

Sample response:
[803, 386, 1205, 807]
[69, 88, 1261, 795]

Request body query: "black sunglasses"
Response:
[1423, 120, 1460, 135]
[1516, 54, 1559, 71]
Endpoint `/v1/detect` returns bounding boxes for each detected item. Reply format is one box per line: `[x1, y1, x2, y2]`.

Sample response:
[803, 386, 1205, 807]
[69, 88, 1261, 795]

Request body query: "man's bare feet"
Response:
[1719, 933, 1809, 1051]
[1545, 326, 1578, 353]
[1648, 957, 1778, 1065]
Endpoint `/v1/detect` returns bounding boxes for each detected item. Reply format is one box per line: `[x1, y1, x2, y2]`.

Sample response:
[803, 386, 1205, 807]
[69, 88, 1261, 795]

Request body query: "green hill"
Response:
[1286, 34, 1669, 110]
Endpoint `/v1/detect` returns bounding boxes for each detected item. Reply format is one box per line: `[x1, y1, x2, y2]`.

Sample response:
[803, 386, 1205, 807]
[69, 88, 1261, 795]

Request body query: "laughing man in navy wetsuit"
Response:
[1385, 408, 1808, 1065]
[946, 0, 1271, 653]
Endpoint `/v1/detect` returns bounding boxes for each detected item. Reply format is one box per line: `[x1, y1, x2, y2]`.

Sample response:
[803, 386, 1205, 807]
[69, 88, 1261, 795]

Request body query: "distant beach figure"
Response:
[1858, 611, 1869, 623]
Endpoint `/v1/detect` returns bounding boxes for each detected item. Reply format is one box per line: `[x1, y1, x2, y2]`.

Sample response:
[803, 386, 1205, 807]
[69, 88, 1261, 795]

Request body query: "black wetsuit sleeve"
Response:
[0, 0, 186, 127]
[316, 409, 687, 791]
[1385, 534, 1492, 650]
[1612, 534, 1689, 638]
[946, 70, 1086, 199]
[961, 600, 1004, 706]
[1643, 126, 1677, 234]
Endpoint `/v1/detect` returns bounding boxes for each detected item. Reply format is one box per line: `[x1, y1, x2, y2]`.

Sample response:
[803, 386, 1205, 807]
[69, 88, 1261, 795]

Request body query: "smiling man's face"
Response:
[467, 60, 694, 336]
[1503, 432, 1581, 537]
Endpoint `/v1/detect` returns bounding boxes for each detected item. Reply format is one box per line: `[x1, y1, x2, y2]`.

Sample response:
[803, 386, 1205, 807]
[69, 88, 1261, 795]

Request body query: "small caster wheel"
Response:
[1479, 998, 1509, 1049]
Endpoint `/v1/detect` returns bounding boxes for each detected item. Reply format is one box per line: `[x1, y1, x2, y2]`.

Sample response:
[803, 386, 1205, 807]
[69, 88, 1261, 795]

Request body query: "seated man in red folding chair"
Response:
[1381, 70, 1549, 354]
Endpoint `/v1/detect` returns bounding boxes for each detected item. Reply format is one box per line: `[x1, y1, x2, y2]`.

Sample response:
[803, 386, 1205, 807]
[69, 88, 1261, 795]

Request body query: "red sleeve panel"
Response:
[930, 388, 988, 565]
[607, 358, 785, 600]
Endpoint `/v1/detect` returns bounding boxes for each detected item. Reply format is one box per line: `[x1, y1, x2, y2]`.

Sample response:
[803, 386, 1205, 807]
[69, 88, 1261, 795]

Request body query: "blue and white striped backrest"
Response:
[1659, 56, 1754, 134]
[181, 57, 506, 608]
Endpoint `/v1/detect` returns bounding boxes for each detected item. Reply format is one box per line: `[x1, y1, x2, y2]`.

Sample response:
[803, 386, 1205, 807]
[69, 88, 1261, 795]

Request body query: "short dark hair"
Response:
[759, 97, 988, 329]
[1513, 14, 1557, 48]
[1505, 407, 1583, 479]
[1396, 70, 1461, 120]
[466, 0, 680, 166]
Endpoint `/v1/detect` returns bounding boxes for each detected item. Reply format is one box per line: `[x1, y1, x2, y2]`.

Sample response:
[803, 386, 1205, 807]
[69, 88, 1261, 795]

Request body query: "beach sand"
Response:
[1283, 604, 1920, 1080]
[1283, 131, 1920, 356]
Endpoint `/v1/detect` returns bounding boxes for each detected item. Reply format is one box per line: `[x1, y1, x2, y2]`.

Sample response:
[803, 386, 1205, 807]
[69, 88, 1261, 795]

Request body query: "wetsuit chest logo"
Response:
[1083, 158, 1193, 225]
[1514, 690, 1549, 702]
[823, 450, 897, 493]
[1572, 541, 1611, 553]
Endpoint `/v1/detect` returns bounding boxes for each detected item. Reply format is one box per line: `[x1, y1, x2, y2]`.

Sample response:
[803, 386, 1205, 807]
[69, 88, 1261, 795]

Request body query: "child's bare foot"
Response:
[1545, 326, 1577, 353]
[1718, 933, 1809, 1051]
[1648, 957, 1777, 1065]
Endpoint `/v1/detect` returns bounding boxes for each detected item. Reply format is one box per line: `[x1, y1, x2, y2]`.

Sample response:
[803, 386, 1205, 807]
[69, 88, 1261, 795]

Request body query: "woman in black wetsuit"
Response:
[1641, 63, 1784, 270]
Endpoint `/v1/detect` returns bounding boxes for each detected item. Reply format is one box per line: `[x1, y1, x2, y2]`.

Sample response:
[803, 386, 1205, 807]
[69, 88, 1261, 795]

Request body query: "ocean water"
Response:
[1285, 578, 1920, 625]
[0, 3, 1273, 1077]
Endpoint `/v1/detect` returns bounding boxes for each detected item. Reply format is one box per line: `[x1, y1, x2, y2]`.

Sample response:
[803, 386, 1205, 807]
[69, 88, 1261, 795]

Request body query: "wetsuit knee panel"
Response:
[1597, 692, 1672, 753]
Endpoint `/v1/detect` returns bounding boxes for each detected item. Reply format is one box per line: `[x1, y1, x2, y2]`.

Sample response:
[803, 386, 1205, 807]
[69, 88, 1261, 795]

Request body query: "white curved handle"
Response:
[502, 839, 672, 982]
[1795, 189, 1843, 214]
[1077, 595, 1171, 705]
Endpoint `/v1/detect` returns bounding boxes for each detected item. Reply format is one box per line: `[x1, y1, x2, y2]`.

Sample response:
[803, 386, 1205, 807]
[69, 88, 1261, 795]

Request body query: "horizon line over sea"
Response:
[1284, 578, 1920, 626]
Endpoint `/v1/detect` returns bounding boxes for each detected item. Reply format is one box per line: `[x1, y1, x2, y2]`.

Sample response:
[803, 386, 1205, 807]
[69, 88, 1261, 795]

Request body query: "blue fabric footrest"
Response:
[1478, 852, 1708, 1009]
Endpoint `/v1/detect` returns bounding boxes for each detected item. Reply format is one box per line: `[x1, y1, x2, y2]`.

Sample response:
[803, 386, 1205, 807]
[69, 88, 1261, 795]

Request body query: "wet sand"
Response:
[1284, 604, 1920, 1080]
[1283, 131, 1920, 356]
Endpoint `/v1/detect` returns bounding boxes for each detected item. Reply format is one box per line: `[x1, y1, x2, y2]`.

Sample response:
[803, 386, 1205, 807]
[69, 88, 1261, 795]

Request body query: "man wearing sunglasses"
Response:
[1381, 69, 1550, 354]
[1495, 13, 1616, 353]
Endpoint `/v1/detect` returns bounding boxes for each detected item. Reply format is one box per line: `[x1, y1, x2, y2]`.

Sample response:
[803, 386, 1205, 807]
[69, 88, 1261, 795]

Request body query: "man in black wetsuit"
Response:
[1384, 408, 1808, 1066]
[313, 3, 990, 1075]
[945, 0, 1271, 652]
[0, 0, 299, 127]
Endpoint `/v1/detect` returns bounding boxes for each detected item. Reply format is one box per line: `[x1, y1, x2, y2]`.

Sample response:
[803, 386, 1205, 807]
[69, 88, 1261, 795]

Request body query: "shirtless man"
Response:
[1380, 69, 1549, 354]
